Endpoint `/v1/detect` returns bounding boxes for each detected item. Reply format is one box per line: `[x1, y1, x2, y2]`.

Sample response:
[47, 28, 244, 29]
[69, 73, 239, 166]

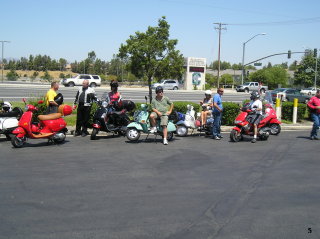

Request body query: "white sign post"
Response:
[183, 57, 206, 90]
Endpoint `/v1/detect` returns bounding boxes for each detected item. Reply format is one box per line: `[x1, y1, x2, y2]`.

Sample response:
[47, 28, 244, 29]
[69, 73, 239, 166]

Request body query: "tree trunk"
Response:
[148, 77, 152, 104]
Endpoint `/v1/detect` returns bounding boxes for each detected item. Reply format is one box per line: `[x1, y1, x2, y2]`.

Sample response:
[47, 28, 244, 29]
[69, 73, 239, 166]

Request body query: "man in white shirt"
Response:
[249, 91, 263, 143]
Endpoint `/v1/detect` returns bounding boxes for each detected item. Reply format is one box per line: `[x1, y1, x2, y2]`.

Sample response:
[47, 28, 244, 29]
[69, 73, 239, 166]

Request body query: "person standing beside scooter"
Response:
[307, 89, 320, 140]
[45, 82, 59, 114]
[212, 88, 224, 140]
[73, 80, 97, 137]
[150, 86, 174, 145]
[248, 91, 263, 143]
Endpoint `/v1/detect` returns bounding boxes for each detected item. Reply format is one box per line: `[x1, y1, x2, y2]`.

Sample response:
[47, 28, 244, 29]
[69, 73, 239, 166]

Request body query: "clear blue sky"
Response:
[2, 0, 320, 67]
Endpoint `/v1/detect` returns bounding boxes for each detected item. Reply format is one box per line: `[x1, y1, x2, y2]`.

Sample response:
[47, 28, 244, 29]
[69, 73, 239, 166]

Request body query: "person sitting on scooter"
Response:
[150, 86, 174, 145]
[248, 91, 263, 143]
[102, 80, 122, 108]
[200, 90, 213, 127]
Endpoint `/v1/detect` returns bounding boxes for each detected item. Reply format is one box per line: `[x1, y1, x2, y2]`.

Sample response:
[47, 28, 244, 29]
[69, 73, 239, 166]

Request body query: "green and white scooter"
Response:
[126, 97, 176, 142]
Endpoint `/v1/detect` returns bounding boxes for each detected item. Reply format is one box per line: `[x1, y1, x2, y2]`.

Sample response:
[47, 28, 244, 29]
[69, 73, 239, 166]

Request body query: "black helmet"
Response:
[250, 91, 260, 100]
[155, 86, 163, 94]
[110, 80, 118, 88]
[54, 93, 64, 105]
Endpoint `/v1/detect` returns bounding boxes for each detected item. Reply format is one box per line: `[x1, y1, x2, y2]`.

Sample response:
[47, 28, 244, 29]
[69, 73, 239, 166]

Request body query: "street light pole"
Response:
[1, 40, 10, 82]
[241, 33, 266, 85]
[315, 48, 318, 89]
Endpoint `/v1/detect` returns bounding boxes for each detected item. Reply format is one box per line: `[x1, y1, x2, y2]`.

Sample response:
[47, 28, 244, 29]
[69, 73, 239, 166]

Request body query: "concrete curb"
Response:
[66, 123, 313, 136]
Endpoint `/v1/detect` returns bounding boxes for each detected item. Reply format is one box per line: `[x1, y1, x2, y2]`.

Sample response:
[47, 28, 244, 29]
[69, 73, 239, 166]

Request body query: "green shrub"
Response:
[172, 101, 200, 113]
[281, 102, 307, 122]
[6, 70, 19, 81]
[221, 102, 240, 126]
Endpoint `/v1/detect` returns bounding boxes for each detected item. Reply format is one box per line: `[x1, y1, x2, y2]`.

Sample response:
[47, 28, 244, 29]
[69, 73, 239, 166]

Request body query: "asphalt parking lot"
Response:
[0, 131, 319, 239]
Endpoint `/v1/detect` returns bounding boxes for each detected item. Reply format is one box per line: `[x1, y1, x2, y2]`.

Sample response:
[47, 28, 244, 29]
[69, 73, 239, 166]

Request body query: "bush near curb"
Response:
[221, 102, 240, 126]
[281, 102, 307, 122]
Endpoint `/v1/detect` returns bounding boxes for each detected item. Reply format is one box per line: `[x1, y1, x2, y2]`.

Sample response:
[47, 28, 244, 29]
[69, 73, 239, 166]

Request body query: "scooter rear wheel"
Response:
[126, 128, 140, 141]
[91, 128, 99, 140]
[11, 136, 25, 148]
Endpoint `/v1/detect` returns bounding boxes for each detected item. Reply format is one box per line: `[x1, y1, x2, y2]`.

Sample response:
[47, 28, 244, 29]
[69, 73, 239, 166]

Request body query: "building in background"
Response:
[183, 57, 206, 90]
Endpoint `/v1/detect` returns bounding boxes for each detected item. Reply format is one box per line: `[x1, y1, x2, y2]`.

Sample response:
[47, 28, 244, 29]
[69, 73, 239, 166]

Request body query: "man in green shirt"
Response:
[150, 86, 174, 145]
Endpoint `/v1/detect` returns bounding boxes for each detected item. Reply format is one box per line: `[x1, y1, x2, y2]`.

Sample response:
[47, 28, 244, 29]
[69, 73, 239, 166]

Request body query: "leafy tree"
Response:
[210, 60, 231, 70]
[294, 55, 318, 87]
[221, 74, 233, 86]
[231, 63, 242, 70]
[118, 16, 185, 101]
[289, 60, 298, 71]
[249, 66, 289, 89]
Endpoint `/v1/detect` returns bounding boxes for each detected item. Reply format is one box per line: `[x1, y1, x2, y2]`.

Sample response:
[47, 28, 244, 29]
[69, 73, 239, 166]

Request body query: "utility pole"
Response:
[1, 40, 10, 82]
[213, 23, 227, 88]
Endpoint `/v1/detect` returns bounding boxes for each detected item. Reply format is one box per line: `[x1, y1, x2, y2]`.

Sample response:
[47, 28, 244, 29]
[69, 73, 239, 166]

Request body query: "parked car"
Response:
[151, 79, 180, 90]
[236, 82, 268, 93]
[271, 88, 310, 103]
[300, 87, 319, 96]
[61, 74, 101, 87]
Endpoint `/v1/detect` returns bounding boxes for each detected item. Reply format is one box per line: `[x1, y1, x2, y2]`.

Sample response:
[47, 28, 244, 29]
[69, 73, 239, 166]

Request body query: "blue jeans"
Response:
[310, 113, 320, 137]
[212, 111, 222, 137]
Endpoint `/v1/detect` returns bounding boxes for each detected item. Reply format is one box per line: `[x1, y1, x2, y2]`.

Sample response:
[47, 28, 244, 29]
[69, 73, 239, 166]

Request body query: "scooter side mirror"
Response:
[22, 98, 26, 104]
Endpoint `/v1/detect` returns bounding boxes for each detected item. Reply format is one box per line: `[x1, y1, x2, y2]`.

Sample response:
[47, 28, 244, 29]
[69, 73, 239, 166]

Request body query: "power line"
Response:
[228, 17, 320, 26]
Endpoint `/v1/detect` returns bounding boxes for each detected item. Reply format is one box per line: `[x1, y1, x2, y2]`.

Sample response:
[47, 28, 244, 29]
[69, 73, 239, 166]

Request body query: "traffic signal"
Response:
[288, 50, 291, 59]
[314, 48, 318, 57]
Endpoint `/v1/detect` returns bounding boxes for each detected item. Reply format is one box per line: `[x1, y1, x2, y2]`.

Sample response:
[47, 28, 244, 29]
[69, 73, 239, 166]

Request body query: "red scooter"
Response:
[11, 100, 73, 148]
[230, 102, 281, 142]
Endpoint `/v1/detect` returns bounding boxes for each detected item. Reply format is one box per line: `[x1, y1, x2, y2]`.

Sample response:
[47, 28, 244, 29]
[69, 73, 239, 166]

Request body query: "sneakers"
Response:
[212, 136, 221, 140]
[74, 131, 81, 137]
[310, 136, 319, 140]
[251, 138, 257, 143]
[163, 138, 168, 145]
[150, 127, 157, 133]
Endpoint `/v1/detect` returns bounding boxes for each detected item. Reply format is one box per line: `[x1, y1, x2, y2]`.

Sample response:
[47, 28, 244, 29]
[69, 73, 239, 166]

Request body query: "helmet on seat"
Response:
[155, 86, 163, 93]
[54, 93, 64, 105]
[2, 102, 12, 112]
[250, 91, 260, 100]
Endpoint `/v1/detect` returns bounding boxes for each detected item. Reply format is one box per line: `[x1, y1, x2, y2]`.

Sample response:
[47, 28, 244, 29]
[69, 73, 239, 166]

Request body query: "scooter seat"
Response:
[38, 113, 62, 121]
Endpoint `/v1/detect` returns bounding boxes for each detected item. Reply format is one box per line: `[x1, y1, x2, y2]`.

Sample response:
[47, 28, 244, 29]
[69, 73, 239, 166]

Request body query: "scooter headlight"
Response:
[102, 101, 108, 108]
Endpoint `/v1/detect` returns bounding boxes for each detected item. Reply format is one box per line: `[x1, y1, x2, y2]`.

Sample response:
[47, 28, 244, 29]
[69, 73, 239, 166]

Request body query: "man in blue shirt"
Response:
[212, 88, 224, 140]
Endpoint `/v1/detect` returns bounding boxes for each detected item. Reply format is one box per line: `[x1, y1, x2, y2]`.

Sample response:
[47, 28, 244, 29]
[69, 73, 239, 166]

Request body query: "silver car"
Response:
[151, 80, 179, 90]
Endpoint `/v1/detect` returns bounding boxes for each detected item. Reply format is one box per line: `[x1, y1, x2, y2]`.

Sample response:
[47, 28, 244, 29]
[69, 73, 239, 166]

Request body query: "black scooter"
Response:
[90, 100, 135, 140]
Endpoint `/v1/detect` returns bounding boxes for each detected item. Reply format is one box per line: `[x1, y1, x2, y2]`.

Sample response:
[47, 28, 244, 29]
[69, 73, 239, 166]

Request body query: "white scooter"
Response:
[0, 102, 23, 140]
[176, 105, 214, 136]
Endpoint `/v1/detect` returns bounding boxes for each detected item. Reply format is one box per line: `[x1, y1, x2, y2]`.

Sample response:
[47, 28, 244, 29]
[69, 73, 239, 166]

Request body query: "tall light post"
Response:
[1, 40, 10, 82]
[241, 33, 266, 85]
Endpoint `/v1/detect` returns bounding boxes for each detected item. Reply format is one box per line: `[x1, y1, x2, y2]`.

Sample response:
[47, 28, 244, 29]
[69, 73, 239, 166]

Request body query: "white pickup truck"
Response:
[236, 82, 268, 93]
[61, 74, 101, 87]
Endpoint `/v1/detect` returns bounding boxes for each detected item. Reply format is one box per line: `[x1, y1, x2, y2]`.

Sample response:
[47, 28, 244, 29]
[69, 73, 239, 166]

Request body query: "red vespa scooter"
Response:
[230, 103, 278, 142]
[11, 100, 73, 148]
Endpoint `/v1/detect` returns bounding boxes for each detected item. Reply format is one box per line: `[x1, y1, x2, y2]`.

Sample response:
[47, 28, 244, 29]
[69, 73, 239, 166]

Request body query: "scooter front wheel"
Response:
[91, 128, 99, 140]
[270, 124, 281, 135]
[126, 128, 140, 141]
[176, 125, 188, 137]
[11, 136, 25, 148]
[230, 129, 242, 142]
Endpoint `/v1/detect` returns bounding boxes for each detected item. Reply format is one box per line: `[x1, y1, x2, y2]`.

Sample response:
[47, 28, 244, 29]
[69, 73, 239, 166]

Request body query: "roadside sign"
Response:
[254, 62, 262, 66]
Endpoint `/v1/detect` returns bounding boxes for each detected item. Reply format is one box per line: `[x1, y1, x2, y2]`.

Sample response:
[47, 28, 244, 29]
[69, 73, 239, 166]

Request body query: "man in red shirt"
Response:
[307, 89, 320, 140]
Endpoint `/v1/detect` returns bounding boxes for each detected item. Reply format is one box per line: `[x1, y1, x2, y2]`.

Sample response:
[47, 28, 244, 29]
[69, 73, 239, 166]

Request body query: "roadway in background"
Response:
[0, 83, 248, 103]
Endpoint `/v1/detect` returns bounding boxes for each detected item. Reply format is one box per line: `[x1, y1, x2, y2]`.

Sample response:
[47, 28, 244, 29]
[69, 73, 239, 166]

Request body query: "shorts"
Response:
[150, 112, 168, 126]
[247, 114, 263, 125]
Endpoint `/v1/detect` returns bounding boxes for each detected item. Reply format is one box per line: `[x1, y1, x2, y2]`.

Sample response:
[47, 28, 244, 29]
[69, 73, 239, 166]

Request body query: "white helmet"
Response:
[2, 101, 12, 112]
[205, 90, 212, 95]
